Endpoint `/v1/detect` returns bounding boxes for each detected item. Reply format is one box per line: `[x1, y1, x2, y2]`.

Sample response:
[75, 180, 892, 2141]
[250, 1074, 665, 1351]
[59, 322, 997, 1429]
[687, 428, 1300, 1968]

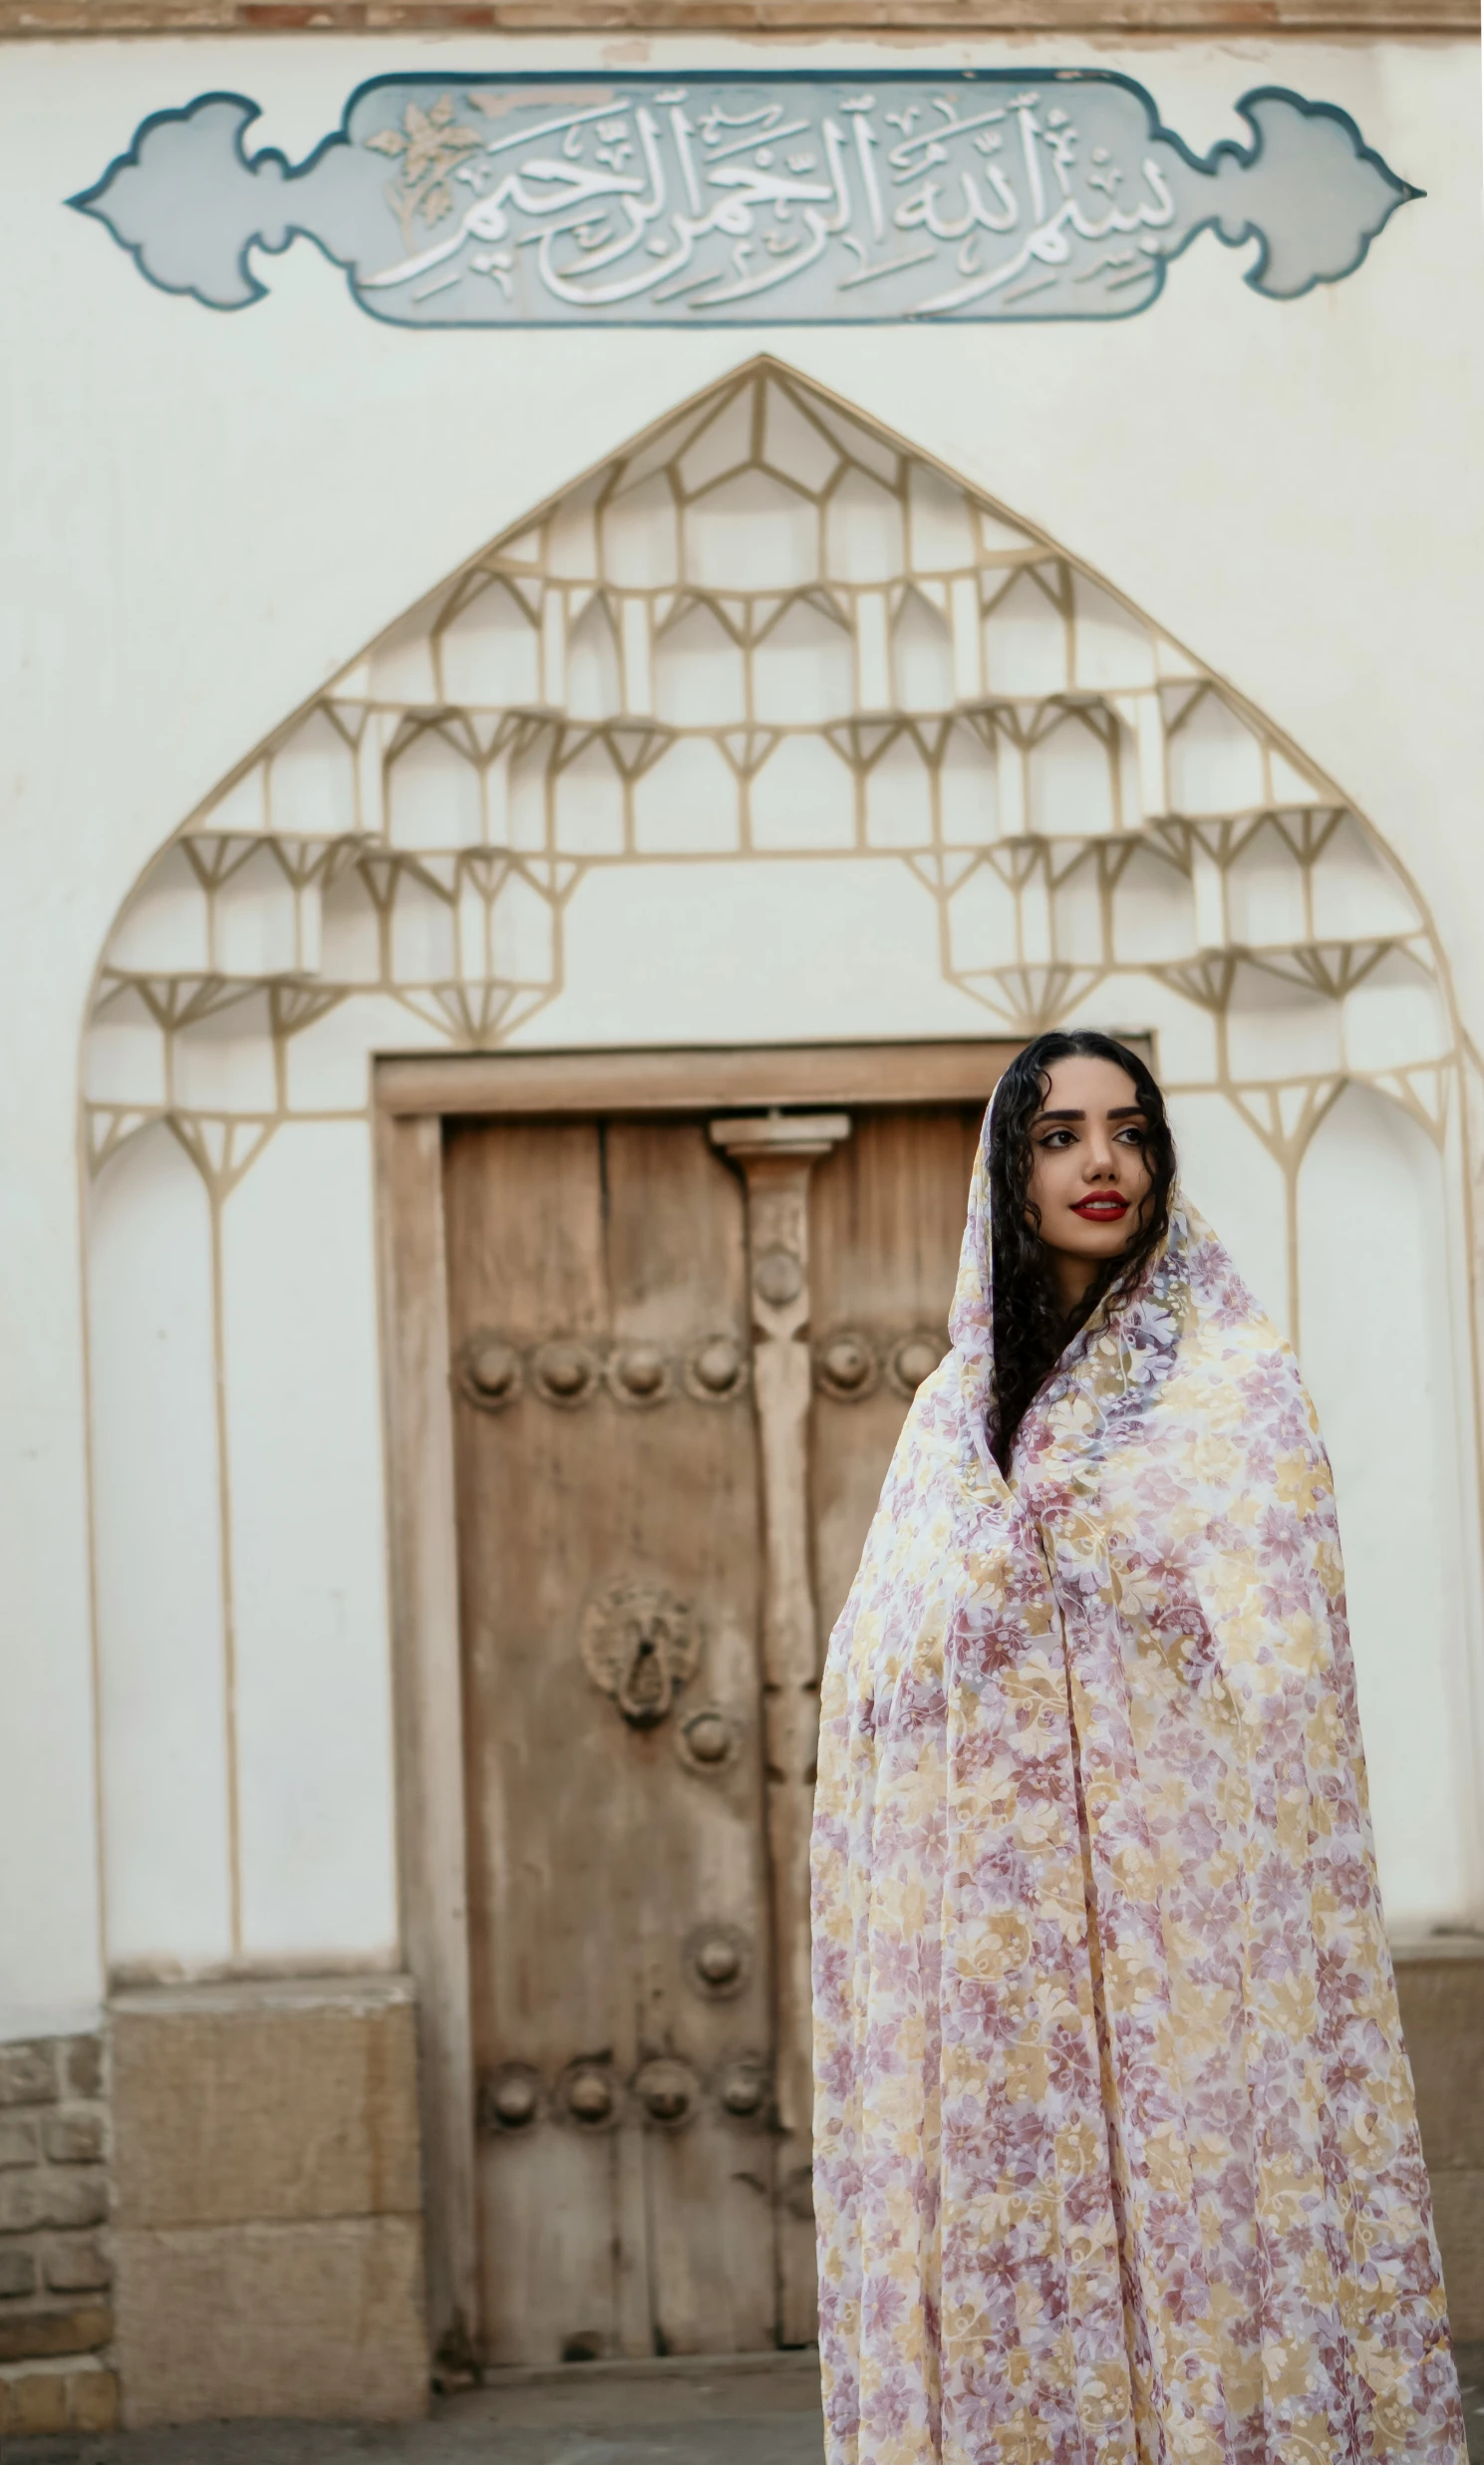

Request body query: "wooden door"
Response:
[442, 1092, 986, 2367]
[445, 1115, 774, 2366]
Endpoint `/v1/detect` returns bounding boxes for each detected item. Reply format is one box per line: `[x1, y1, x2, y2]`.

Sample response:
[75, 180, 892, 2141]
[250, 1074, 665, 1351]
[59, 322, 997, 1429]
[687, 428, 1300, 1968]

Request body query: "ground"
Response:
[8, 2345, 1484, 2461]
[3, 2353, 824, 2464]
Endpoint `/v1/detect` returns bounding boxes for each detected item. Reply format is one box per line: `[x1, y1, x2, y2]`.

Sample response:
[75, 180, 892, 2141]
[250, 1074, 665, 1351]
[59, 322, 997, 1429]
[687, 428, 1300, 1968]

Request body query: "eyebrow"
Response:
[1035, 1106, 1146, 1122]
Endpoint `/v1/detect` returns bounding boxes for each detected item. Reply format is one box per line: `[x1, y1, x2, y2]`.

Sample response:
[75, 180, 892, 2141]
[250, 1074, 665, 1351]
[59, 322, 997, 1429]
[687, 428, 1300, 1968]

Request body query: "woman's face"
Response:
[1026, 1055, 1153, 1303]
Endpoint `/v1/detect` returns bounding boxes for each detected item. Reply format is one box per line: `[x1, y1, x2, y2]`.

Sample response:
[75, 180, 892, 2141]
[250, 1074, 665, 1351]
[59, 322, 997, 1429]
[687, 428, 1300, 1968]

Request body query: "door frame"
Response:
[372, 1040, 1017, 2364]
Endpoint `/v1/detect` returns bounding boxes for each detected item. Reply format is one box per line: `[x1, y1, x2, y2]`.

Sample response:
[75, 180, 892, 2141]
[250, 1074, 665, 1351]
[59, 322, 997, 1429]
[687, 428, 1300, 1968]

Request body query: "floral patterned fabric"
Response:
[810, 1131, 1463, 2465]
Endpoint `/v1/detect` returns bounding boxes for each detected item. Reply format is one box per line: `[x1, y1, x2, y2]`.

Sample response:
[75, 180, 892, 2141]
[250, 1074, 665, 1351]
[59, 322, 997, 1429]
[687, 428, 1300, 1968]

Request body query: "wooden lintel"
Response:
[377, 1040, 1021, 1121]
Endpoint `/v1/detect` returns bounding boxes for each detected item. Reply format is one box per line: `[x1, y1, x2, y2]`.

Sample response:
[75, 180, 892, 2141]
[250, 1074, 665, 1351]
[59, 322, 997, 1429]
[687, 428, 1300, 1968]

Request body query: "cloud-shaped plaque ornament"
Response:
[70, 72, 1419, 328]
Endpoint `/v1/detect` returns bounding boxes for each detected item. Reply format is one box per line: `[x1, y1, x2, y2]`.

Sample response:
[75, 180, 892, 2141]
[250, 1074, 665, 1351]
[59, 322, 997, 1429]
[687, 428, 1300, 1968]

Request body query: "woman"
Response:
[810, 1030, 1463, 2465]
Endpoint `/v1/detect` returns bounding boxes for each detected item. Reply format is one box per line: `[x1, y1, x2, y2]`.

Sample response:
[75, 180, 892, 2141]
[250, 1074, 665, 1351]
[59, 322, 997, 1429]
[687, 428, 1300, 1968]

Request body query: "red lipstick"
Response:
[1071, 1193, 1129, 1221]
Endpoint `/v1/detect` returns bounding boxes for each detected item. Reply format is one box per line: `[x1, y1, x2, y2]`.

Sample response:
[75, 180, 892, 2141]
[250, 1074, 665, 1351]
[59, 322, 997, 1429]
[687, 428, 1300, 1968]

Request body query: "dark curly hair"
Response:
[988, 1030, 1175, 1472]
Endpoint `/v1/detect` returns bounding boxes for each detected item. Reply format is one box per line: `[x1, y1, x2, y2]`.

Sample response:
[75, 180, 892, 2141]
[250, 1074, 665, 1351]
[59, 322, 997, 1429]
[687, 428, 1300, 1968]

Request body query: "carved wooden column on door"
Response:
[710, 1110, 850, 2345]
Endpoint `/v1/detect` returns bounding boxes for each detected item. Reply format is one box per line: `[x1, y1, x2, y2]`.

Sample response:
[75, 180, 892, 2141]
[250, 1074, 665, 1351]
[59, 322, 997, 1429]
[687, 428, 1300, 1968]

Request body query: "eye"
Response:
[1038, 1127, 1074, 1149]
[1114, 1124, 1146, 1146]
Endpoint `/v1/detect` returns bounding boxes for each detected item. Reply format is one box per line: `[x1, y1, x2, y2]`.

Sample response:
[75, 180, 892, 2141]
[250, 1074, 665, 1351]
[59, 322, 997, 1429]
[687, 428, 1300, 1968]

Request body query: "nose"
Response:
[1083, 1126, 1118, 1178]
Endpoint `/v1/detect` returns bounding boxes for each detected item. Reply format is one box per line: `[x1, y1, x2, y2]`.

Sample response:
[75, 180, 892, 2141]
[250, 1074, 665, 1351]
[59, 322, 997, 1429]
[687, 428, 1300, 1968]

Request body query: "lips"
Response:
[1071, 1194, 1129, 1221]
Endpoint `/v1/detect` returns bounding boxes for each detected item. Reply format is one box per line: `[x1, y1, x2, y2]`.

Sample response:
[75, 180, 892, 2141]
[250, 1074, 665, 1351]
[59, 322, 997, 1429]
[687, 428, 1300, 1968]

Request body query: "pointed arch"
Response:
[81, 356, 1484, 2009]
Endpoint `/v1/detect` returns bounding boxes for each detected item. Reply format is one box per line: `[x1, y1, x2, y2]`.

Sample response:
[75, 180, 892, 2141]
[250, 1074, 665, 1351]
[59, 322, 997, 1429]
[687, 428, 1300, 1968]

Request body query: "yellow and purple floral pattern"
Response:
[811, 1133, 1463, 2464]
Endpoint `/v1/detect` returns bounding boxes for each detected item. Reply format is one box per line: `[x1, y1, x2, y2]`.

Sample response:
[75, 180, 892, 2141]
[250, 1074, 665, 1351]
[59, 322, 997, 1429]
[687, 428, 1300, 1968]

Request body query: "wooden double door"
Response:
[442, 1059, 1001, 2366]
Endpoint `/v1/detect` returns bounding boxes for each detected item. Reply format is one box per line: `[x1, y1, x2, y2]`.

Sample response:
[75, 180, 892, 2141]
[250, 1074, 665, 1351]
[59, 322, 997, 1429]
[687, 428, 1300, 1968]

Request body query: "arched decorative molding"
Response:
[81, 359, 1484, 1985]
[86, 360, 1458, 1254]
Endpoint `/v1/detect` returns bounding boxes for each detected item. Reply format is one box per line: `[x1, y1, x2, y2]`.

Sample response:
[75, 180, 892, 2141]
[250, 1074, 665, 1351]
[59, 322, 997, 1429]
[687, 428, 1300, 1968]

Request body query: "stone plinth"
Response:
[111, 1976, 429, 2428]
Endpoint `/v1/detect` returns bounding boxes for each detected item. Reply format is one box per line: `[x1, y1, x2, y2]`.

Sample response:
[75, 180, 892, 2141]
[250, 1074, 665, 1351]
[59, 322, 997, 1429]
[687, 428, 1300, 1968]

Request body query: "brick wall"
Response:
[0, 2035, 119, 2438]
[2, 1987, 428, 2434]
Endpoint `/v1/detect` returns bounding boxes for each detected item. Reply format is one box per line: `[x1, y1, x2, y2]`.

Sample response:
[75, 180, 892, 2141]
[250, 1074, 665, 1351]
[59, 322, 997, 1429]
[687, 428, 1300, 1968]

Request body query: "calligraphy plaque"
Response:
[72, 74, 1417, 327]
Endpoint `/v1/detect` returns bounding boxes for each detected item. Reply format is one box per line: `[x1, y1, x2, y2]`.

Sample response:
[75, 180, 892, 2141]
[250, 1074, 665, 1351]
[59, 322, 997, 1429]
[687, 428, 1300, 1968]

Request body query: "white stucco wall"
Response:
[1, 24, 1480, 2036]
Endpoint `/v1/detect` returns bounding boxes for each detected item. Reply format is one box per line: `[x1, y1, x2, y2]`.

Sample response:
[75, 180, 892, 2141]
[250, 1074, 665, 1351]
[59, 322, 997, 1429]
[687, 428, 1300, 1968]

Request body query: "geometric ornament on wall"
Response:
[84, 351, 1457, 1349]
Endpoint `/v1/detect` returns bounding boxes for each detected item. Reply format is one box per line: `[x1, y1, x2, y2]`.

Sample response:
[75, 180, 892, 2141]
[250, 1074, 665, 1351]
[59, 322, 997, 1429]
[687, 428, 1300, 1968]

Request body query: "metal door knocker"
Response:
[580, 1582, 699, 1729]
